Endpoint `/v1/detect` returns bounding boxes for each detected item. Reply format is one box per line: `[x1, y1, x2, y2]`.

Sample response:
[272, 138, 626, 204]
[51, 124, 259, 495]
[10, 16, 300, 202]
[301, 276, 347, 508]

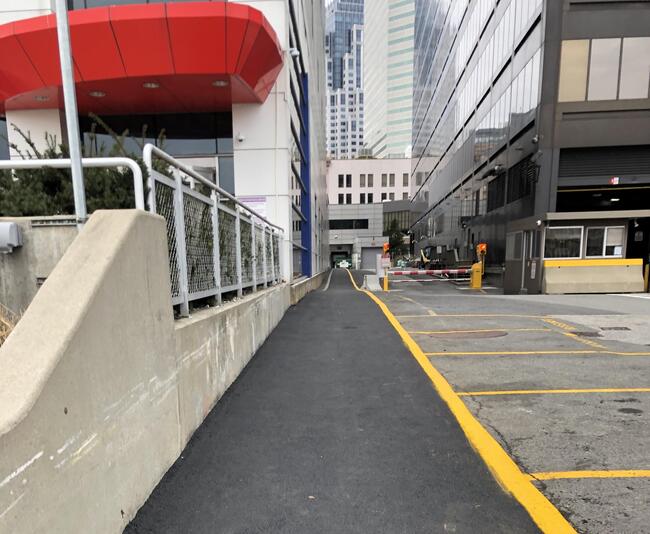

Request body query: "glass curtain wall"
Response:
[411, 0, 543, 255]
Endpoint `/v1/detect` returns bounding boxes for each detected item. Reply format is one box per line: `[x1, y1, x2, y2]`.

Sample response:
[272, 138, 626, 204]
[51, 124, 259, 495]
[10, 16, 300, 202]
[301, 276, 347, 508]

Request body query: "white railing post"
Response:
[251, 221, 258, 293]
[235, 208, 243, 298]
[173, 167, 190, 316]
[211, 192, 222, 305]
[262, 226, 268, 288]
[269, 230, 276, 284]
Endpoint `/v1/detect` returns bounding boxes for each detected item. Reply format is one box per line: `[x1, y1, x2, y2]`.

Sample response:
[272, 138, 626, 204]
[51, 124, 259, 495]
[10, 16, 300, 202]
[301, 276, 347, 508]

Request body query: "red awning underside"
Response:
[0, 2, 283, 116]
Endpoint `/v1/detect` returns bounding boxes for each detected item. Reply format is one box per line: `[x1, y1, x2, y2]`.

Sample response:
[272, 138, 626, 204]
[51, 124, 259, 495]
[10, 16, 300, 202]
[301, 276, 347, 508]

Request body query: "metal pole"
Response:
[54, 0, 87, 224]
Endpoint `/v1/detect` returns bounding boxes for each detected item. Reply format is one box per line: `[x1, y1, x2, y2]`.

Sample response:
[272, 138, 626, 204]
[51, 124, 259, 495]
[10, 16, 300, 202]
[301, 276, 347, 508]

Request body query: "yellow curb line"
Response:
[344, 270, 575, 534]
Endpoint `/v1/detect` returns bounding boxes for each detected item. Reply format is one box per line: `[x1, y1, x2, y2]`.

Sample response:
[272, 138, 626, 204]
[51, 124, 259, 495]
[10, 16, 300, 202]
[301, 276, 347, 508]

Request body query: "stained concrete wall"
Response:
[0, 216, 77, 313]
[0, 210, 292, 533]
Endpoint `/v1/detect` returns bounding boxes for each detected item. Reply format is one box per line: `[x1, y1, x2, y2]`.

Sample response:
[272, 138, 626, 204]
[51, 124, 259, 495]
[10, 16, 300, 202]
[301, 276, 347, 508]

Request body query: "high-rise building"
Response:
[363, 0, 414, 159]
[326, 0, 364, 159]
[411, 0, 650, 291]
[0, 0, 329, 280]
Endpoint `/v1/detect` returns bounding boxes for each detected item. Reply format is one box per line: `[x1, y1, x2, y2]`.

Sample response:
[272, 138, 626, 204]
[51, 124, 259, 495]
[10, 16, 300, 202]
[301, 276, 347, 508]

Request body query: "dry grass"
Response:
[0, 303, 19, 347]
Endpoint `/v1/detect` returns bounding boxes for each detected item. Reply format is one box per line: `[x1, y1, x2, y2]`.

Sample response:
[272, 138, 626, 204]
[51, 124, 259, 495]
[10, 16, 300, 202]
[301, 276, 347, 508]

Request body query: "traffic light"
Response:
[383, 243, 390, 254]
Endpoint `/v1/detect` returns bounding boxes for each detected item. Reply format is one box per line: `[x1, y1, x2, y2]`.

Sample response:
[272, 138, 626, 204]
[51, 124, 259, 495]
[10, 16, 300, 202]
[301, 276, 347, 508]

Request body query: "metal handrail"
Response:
[142, 144, 283, 232]
[0, 157, 145, 221]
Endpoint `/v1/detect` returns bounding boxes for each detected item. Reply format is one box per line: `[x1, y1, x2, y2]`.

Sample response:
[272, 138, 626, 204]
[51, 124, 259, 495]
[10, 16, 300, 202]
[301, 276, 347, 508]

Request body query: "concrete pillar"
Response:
[231, 0, 292, 281]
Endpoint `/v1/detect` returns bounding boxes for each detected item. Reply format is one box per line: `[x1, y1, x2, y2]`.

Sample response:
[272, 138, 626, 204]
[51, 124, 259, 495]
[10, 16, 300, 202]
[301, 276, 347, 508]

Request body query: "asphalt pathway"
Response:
[124, 269, 539, 534]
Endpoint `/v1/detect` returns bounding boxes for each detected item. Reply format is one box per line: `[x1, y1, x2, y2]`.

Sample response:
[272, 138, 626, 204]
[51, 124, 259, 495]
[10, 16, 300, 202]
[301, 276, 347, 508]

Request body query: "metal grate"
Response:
[155, 182, 180, 298]
[265, 230, 273, 283]
[218, 208, 238, 288]
[240, 217, 253, 285]
[183, 193, 216, 295]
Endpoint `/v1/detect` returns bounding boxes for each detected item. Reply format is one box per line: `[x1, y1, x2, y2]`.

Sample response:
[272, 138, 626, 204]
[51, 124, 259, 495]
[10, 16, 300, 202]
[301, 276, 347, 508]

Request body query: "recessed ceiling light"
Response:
[212, 80, 229, 88]
[143, 82, 160, 89]
[34, 95, 50, 102]
[610, 198, 620, 202]
[89, 91, 106, 98]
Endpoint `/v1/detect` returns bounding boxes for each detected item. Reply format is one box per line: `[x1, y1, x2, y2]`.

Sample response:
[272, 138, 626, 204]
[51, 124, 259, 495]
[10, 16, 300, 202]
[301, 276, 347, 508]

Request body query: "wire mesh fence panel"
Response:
[154, 181, 181, 298]
[183, 192, 216, 296]
[240, 217, 254, 286]
[273, 234, 280, 281]
[218, 207, 238, 288]
[265, 229, 273, 283]
[254, 224, 265, 282]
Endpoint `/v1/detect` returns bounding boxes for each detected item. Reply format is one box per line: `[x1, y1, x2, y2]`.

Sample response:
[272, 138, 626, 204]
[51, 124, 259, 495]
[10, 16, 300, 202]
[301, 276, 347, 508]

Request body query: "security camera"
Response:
[532, 134, 539, 144]
[237, 133, 245, 143]
[536, 220, 542, 227]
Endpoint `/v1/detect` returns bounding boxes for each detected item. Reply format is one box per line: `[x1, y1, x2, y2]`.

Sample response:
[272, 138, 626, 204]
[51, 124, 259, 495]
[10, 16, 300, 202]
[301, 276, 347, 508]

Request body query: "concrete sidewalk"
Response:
[124, 269, 539, 533]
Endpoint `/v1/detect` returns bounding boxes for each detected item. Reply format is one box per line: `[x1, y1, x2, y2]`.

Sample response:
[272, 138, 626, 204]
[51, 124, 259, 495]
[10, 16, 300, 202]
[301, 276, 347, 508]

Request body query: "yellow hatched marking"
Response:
[563, 332, 608, 350]
[458, 387, 650, 397]
[528, 470, 650, 481]
[344, 270, 576, 534]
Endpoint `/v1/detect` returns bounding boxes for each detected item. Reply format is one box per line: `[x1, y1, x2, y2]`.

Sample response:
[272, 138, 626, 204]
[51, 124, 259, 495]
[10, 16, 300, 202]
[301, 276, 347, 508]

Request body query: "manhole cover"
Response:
[600, 326, 631, 331]
[425, 331, 508, 339]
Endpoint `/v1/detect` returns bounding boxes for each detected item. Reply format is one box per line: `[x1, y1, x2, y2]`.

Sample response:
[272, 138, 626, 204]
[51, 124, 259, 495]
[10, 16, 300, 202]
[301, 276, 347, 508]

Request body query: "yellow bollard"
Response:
[383, 268, 389, 292]
[470, 262, 483, 290]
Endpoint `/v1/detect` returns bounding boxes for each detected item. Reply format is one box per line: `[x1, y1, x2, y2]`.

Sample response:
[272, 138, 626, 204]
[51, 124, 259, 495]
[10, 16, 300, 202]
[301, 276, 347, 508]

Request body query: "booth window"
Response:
[586, 226, 624, 257]
[545, 227, 582, 258]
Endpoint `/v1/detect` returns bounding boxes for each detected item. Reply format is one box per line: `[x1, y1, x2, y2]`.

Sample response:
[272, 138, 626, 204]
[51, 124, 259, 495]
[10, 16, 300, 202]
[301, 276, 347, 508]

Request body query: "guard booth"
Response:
[504, 210, 650, 294]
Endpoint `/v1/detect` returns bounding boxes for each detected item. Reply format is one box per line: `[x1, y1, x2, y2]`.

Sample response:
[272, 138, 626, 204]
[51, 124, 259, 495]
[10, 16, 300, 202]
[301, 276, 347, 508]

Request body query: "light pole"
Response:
[54, 0, 87, 224]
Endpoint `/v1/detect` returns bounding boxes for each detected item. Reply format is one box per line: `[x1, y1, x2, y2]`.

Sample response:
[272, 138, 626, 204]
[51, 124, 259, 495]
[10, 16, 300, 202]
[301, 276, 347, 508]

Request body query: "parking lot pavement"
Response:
[374, 277, 650, 534]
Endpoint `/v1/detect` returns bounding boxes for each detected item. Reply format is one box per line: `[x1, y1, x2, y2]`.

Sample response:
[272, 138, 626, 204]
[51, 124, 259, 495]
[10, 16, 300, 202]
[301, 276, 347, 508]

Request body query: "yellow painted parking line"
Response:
[528, 470, 650, 481]
[344, 270, 576, 534]
[425, 350, 602, 357]
[426, 350, 650, 357]
[458, 387, 650, 397]
[395, 314, 544, 319]
[410, 328, 550, 335]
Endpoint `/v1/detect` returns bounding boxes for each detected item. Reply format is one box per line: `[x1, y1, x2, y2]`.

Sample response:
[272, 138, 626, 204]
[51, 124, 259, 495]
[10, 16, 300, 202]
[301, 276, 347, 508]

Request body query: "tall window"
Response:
[389, 173, 395, 187]
[346, 193, 352, 204]
[389, 192, 395, 200]
[381, 192, 387, 201]
[368, 174, 374, 187]
[346, 174, 352, 188]
[338, 193, 344, 204]
[360, 193, 366, 204]
[403, 192, 409, 200]
[338, 174, 344, 188]
[588, 38, 621, 101]
[368, 193, 374, 203]
[403, 173, 409, 187]
[382, 174, 388, 187]
[360, 173, 366, 187]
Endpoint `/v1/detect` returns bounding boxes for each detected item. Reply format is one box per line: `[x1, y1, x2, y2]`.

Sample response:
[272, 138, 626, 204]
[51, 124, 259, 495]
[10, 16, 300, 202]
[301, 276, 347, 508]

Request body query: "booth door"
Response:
[523, 230, 542, 294]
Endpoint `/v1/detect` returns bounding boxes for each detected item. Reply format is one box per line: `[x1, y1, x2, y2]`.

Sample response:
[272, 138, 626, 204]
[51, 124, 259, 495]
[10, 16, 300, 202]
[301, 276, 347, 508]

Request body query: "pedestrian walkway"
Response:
[125, 270, 539, 533]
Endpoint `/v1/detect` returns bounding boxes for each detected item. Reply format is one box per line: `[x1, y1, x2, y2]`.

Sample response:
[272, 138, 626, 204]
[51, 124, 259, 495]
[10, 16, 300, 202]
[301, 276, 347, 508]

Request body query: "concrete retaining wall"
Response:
[543, 259, 645, 294]
[0, 210, 291, 533]
[290, 269, 330, 305]
[0, 216, 77, 313]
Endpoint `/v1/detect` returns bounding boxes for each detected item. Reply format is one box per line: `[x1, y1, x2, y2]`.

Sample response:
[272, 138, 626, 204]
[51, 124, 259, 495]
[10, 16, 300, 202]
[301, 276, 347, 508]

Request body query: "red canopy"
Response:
[0, 2, 283, 115]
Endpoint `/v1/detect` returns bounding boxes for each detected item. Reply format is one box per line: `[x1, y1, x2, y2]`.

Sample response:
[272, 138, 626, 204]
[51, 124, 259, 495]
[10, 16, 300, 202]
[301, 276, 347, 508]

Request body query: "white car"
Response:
[337, 260, 350, 269]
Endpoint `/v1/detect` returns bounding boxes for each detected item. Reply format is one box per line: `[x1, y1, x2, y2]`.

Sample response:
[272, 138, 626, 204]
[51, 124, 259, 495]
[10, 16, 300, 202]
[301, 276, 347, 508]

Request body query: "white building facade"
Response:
[0, 0, 329, 281]
[327, 158, 412, 205]
[363, 0, 414, 159]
